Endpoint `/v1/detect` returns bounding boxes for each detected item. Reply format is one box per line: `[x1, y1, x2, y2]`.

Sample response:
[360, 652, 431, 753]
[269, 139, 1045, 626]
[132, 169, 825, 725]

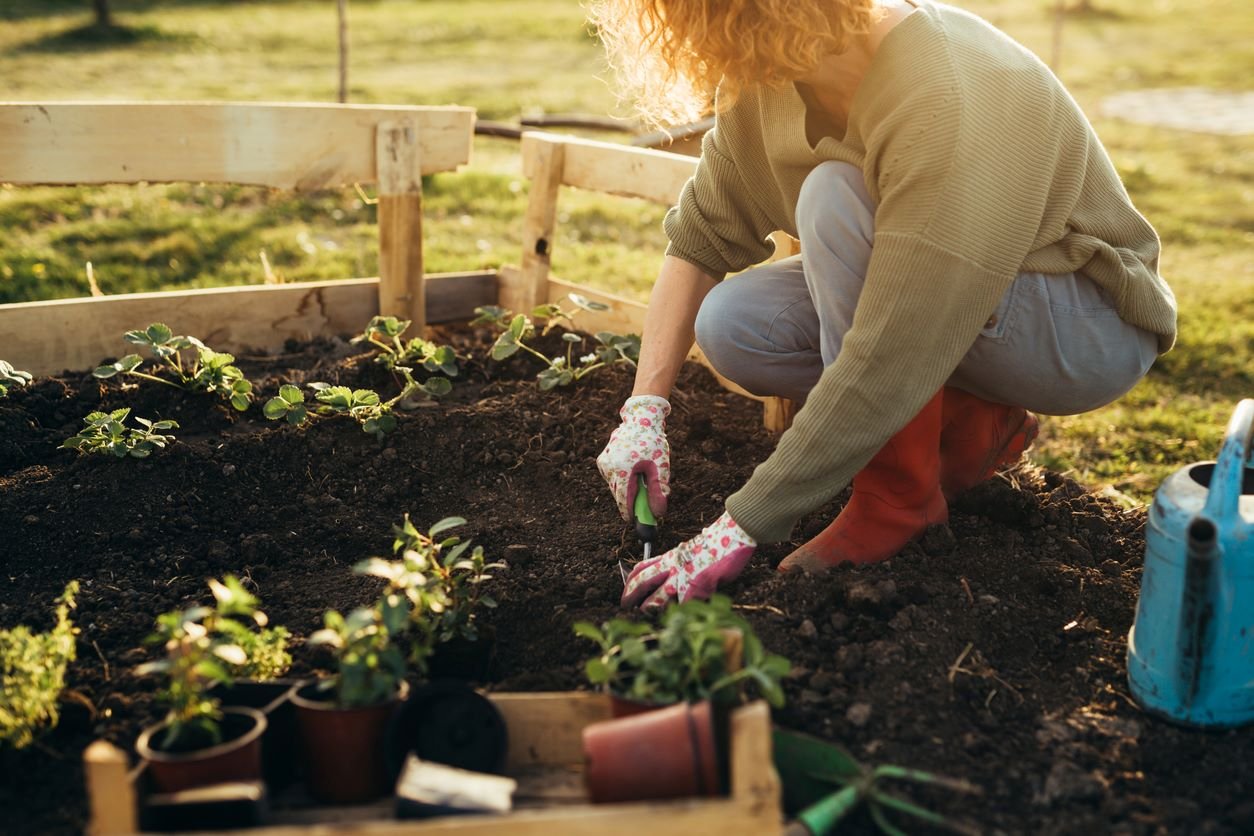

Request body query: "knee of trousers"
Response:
[796, 160, 871, 235]
[694, 281, 744, 374]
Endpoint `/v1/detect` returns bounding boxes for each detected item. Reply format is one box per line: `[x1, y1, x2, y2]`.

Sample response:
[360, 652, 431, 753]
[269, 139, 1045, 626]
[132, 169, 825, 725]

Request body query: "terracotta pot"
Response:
[290, 680, 408, 804]
[608, 693, 672, 718]
[136, 707, 267, 793]
[583, 700, 721, 804]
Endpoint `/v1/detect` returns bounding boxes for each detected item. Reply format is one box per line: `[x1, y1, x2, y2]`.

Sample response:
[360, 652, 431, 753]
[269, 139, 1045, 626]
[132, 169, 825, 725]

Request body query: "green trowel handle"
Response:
[795, 785, 861, 836]
[633, 473, 656, 543]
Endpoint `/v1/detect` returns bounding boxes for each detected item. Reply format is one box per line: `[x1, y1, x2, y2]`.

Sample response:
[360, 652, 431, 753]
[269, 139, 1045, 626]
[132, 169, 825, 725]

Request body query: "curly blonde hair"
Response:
[588, 0, 879, 128]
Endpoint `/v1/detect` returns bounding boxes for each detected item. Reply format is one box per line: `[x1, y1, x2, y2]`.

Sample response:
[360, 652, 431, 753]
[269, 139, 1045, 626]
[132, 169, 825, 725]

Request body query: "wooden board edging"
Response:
[0, 272, 496, 376]
[0, 103, 474, 190]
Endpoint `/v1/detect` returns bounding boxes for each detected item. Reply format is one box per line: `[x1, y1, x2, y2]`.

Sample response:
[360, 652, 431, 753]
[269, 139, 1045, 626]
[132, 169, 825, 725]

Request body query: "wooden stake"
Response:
[337, 0, 349, 103]
[84, 741, 137, 835]
[376, 119, 425, 332]
[504, 134, 566, 314]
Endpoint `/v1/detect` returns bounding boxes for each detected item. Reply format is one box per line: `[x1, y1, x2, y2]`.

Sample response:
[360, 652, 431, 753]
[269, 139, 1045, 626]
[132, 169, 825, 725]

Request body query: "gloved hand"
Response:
[596, 395, 671, 521]
[621, 511, 756, 609]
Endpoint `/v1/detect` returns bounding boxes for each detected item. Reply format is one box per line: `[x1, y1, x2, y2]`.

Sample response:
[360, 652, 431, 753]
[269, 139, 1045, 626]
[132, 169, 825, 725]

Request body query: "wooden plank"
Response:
[763, 398, 796, 433]
[84, 741, 139, 835]
[729, 702, 781, 822]
[488, 692, 612, 769]
[193, 798, 765, 836]
[0, 272, 497, 376]
[521, 131, 697, 208]
[376, 120, 426, 330]
[0, 103, 473, 189]
[502, 135, 566, 314]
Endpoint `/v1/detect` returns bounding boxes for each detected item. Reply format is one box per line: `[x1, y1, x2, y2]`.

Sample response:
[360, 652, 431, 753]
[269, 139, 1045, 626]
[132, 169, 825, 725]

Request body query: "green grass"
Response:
[1, 0, 1251, 502]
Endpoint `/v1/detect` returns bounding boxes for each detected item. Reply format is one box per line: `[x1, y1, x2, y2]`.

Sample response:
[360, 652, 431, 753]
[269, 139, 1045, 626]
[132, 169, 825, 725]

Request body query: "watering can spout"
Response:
[1178, 516, 1219, 706]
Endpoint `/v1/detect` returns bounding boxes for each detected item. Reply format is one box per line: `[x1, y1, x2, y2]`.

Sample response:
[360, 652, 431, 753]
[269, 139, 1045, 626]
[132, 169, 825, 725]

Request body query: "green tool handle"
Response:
[796, 785, 861, 836]
[633, 473, 656, 543]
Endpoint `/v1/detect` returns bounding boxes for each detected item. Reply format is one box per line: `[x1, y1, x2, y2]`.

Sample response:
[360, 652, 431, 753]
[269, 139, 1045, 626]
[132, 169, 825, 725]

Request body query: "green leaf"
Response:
[572, 622, 604, 643]
[286, 405, 308, 425]
[279, 384, 304, 404]
[562, 333, 582, 343]
[429, 517, 467, 539]
[422, 377, 452, 397]
[508, 314, 528, 340]
[263, 398, 290, 420]
[230, 393, 250, 411]
[585, 658, 612, 684]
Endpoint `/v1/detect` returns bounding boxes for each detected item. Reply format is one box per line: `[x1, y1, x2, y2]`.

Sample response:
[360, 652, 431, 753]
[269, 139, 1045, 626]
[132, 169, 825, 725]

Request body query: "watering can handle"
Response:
[1201, 398, 1254, 525]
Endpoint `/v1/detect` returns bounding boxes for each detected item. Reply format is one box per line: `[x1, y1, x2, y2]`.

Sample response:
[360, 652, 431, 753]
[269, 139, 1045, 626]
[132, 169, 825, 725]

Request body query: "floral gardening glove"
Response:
[621, 511, 757, 610]
[596, 395, 671, 521]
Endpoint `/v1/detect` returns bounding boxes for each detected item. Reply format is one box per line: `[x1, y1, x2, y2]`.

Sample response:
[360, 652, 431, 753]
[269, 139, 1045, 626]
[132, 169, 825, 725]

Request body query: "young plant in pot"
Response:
[356, 516, 510, 775]
[573, 595, 791, 805]
[135, 577, 277, 793]
[291, 600, 409, 805]
[358, 514, 505, 681]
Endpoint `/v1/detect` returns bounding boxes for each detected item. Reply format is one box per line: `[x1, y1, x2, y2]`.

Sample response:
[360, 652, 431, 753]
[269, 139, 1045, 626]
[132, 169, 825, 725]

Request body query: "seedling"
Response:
[472, 294, 639, 391]
[773, 728, 982, 836]
[0, 360, 33, 397]
[352, 315, 460, 378]
[307, 605, 407, 709]
[263, 368, 451, 440]
[61, 408, 178, 458]
[137, 576, 282, 749]
[355, 515, 505, 676]
[0, 582, 78, 750]
[92, 323, 254, 411]
[574, 594, 790, 708]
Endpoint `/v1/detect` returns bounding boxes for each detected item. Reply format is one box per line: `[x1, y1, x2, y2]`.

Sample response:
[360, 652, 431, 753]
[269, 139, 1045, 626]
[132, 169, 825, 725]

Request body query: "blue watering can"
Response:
[1127, 398, 1254, 727]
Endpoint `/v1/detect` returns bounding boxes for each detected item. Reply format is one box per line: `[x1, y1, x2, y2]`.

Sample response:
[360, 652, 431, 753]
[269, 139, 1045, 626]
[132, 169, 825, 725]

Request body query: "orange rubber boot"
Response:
[777, 391, 948, 574]
[939, 387, 1038, 501]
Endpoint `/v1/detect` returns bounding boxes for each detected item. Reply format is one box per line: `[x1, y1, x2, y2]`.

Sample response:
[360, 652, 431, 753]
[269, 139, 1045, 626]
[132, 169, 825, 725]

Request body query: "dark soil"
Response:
[2, 326, 1251, 835]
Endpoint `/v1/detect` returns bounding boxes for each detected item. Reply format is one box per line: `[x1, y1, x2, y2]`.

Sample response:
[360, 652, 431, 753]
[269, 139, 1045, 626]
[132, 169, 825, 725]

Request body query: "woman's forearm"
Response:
[632, 255, 719, 398]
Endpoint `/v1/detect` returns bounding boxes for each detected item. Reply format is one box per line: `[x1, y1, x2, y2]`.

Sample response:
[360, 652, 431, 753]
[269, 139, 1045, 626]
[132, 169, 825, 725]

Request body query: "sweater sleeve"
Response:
[726, 59, 1072, 543]
[663, 116, 778, 279]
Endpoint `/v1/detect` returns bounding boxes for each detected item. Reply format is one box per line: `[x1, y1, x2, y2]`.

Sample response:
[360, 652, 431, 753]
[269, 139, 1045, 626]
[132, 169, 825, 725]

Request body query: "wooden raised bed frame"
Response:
[4, 103, 789, 831]
[84, 693, 782, 835]
[0, 102, 795, 430]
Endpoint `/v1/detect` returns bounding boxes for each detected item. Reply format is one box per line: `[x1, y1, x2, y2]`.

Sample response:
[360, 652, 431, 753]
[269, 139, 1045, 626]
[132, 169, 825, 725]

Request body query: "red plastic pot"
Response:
[136, 707, 266, 793]
[290, 680, 408, 804]
[583, 700, 721, 804]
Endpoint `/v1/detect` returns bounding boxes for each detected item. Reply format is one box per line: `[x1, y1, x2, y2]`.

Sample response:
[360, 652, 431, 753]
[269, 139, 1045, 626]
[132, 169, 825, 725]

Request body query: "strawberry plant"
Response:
[1, 582, 78, 750]
[352, 315, 460, 378]
[472, 294, 639, 391]
[61, 408, 178, 458]
[263, 367, 450, 440]
[136, 576, 284, 749]
[92, 323, 254, 411]
[0, 360, 33, 397]
[354, 515, 505, 676]
[574, 594, 790, 708]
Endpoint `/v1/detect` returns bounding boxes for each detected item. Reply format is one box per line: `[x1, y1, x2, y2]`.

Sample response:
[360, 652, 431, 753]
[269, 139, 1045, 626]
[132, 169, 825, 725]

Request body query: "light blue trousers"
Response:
[694, 161, 1159, 415]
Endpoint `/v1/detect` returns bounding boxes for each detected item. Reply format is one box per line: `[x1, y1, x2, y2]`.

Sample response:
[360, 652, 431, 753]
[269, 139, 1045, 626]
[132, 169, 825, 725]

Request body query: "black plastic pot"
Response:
[385, 680, 509, 777]
[290, 679, 409, 804]
[136, 707, 267, 793]
[426, 629, 498, 681]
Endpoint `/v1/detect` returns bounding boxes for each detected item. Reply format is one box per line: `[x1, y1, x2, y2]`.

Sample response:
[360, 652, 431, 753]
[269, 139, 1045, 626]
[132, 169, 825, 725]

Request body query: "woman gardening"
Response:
[593, 0, 1177, 609]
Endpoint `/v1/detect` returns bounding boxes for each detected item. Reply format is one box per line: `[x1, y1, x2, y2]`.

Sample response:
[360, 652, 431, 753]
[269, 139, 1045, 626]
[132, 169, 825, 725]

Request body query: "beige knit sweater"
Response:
[663, 1, 1177, 543]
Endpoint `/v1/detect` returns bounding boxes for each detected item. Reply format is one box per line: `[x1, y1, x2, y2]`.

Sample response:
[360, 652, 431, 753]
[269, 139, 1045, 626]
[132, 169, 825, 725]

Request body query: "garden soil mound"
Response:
[2, 326, 1251, 835]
